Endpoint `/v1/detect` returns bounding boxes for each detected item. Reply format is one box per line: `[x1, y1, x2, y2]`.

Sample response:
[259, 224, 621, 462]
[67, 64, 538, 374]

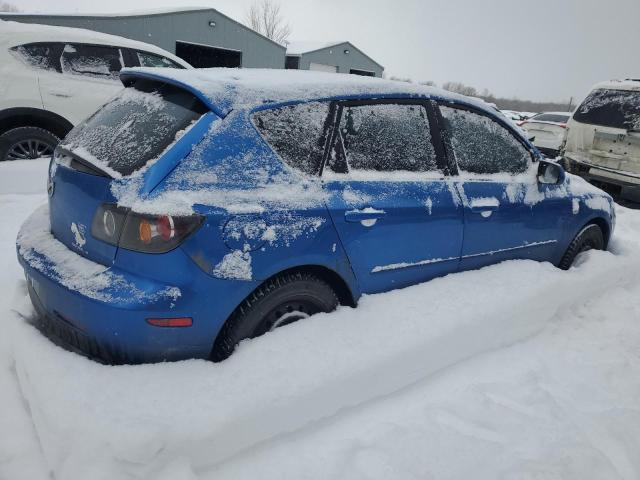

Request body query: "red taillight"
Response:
[156, 215, 176, 241]
[92, 204, 203, 253]
[518, 120, 527, 127]
[559, 123, 567, 128]
[146, 317, 193, 327]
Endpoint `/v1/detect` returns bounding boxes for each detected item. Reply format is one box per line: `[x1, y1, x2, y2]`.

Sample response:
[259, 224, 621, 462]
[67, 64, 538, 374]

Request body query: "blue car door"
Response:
[323, 100, 464, 294]
[436, 103, 571, 270]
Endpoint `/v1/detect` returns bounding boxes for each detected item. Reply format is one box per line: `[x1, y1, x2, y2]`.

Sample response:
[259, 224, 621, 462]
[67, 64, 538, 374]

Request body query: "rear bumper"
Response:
[17, 206, 258, 364]
[564, 156, 640, 203]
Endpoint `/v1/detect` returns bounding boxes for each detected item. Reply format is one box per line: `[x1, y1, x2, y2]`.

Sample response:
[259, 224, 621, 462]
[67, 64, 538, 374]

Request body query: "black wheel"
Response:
[0, 127, 59, 161]
[558, 224, 604, 270]
[211, 272, 339, 361]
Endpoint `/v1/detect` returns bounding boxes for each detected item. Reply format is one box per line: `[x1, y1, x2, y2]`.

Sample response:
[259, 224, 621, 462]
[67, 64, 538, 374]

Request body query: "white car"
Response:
[563, 79, 640, 203]
[520, 111, 571, 158]
[500, 110, 537, 125]
[0, 20, 191, 161]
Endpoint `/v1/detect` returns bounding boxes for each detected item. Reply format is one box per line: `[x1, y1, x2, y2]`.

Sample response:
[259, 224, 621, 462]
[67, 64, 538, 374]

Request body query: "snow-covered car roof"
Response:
[590, 79, 640, 92]
[120, 67, 497, 118]
[0, 20, 191, 68]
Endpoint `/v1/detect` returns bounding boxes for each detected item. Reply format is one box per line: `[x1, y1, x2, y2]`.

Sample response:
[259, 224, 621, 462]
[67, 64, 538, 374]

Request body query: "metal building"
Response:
[0, 7, 286, 69]
[285, 41, 384, 77]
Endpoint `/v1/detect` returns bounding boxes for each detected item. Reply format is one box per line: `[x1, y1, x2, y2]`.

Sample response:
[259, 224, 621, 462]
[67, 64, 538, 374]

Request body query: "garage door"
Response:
[309, 62, 338, 73]
[175, 41, 242, 68]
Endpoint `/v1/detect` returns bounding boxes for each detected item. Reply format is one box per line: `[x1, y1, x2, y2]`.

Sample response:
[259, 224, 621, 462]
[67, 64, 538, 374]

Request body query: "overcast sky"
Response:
[6, 0, 640, 102]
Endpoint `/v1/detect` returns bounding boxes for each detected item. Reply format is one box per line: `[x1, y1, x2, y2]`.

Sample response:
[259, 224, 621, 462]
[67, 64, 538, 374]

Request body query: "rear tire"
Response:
[0, 127, 59, 161]
[211, 272, 339, 362]
[558, 224, 604, 270]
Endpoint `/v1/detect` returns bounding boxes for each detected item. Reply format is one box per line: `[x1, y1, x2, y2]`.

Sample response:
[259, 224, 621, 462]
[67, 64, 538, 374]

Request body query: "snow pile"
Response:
[1, 160, 640, 480]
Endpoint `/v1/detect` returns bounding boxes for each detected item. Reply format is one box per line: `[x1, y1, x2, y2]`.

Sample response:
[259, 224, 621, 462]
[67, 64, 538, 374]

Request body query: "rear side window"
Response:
[329, 103, 439, 174]
[573, 88, 640, 131]
[137, 51, 183, 69]
[60, 79, 207, 176]
[11, 43, 60, 72]
[253, 102, 330, 175]
[440, 106, 531, 175]
[61, 44, 122, 80]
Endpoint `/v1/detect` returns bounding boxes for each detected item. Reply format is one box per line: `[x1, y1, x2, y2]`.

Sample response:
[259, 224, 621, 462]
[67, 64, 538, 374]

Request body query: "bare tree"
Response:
[246, 0, 291, 45]
[442, 81, 477, 97]
[389, 76, 413, 83]
[0, 2, 20, 12]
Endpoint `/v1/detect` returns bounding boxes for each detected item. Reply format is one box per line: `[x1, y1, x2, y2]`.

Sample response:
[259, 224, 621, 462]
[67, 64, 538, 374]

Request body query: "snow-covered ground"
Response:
[1, 159, 640, 480]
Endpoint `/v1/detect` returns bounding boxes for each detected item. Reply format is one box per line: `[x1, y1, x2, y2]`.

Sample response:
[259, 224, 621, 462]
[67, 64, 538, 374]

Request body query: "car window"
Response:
[531, 113, 570, 123]
[252, 102, 331, 176]
[11, 42, 61, 72]
[328, 103, 439, 174]
[440, 105, 531, 175]
[60, 78, 207, 176]
[573, 88, 640, 131]
[137, 51, 182, 69]
[60, 44, 123, 80]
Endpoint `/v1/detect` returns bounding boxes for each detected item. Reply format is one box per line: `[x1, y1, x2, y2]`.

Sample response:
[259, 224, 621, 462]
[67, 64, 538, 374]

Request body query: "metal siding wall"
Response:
[1, 11, 285, 69]
[299, 42, 383, 77]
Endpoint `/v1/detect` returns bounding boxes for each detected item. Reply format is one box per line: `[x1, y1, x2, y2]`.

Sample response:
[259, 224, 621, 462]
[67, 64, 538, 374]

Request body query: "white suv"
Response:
[563, 79, 640, 203]
[0, 20, 191, 162]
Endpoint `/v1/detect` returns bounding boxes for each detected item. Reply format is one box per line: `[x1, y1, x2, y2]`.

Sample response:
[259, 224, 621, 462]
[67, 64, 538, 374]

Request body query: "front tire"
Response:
[0, 127, 59, 161]
[211, 272, 339, 361]
[558, 224, 604, 270]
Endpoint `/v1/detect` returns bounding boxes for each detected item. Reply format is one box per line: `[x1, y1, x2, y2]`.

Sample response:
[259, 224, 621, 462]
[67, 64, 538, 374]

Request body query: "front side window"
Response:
[328, 103, 439, 174]
[60, 79, 207, 176]
[137, 51, 182, 69]
[440, 105, 531, 175]
[61, 44, 122, 80]
[11, 43, 60, 72]
[573, 88, 640, 131]
[253, 102, 331, 176]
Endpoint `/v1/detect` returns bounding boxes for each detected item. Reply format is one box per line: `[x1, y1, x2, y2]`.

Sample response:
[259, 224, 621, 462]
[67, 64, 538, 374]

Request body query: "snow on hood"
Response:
[119, 67, 493, 118]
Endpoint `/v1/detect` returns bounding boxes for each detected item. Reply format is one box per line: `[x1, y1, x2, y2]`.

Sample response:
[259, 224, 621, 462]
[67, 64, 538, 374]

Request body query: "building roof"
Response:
[120, 66, 493, 118]
[285, 41, 347, 55]
[0, 20, 191, 67]
[0, 7, 286, 50]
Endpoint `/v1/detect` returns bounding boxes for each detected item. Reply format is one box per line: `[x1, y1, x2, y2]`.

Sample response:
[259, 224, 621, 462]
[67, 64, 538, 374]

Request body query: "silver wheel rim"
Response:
[270, 310, 310, 331]
[5, 139, 54, 160]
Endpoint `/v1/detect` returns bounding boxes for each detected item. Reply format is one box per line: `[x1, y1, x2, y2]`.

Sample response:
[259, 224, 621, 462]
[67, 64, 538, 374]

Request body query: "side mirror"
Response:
[537, 160, 565, 185]
[528, 135, 536, 143]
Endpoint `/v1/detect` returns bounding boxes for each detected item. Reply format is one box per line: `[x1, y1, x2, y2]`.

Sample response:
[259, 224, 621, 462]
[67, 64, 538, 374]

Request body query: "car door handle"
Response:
[469, 197, 500, 212]
[46, 89, 73, 98]
[344, 208, 386, 224]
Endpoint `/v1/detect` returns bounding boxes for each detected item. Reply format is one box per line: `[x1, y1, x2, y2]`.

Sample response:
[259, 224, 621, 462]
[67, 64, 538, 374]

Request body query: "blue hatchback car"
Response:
[17, 68, 615, 363]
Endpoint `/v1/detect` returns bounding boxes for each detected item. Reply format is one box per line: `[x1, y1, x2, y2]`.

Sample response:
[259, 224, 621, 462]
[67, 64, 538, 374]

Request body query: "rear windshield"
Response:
[530, 113, 569, 123]
[61, 79, 207, 176]
[573, 88, 640, 131]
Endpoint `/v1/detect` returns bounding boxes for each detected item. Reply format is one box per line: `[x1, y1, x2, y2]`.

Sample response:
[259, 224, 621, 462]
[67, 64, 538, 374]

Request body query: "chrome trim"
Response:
[371, 240, 558, 273]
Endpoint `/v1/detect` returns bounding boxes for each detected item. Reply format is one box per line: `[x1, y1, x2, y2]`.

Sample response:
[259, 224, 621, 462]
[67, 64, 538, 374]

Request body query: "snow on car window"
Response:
[11, 43, 59, 72]
[329, 103, 439, 174]
[573, 89, 640, 131]
[253, 102, 330, 176]
[60, 44, 122, 80]
[61, 79, 207, 176]
[137, 51, 181, 69]
[440, 105, 530, 175]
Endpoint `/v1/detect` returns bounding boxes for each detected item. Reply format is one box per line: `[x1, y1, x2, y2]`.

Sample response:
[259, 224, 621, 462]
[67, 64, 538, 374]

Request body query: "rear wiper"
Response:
[56, 147, 111, 178]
